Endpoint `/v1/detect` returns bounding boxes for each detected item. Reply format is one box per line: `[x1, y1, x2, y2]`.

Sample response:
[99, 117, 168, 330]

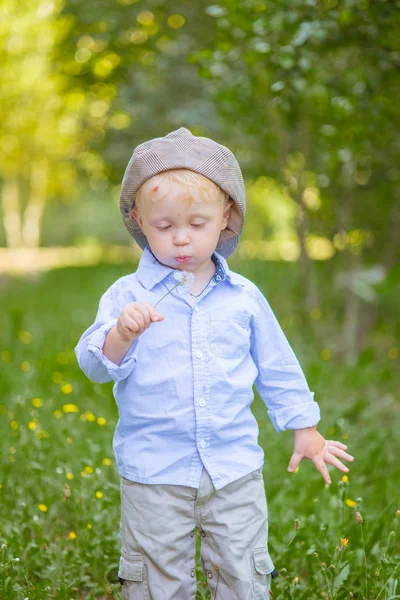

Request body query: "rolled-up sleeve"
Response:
[74, 285, 139, 383]
[250, 285, 320, 432]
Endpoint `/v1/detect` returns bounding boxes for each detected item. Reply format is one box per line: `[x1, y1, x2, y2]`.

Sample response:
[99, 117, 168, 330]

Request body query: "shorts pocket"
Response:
[118, 550, 150, 599]
[118, 549, 145, 581]
[209, 310, 251, 358]
[252, 547, 275, 599]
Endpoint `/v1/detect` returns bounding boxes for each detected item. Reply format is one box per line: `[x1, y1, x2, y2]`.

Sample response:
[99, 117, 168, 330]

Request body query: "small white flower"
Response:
[173, 270, 195, 288]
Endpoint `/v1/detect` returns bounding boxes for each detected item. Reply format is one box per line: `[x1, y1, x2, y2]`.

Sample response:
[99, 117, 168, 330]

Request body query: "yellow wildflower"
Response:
[21, 361, 31, 372]
[38, 504, 48, 512]
[294, 576, 299, 584]
[1, 350, 12, 363]
[102, 458, 112, 466]
[345, 499, 357, 507]
[32, 398, 43, 408]
[66, 437, 73, 444]
[86, 411, 96, 422]
[87, 523, 93, 529]
[342, 475, 349, 483]
[62, 403, 79, 413]
[97, 417, 107, 426]
[10, 421, 19, 430]
[66, 472, 74, 480]
[294, 466, 300, 473]
[68, 531, 77, 539]
[95, 491, 103, 499]
[18, 330, 32, 344]
[52, 372, 63, 384]
[28, 421, 38, 431]
[341, 538, 349, 546]
[61, 383, 73, 395]
[84, 466, 94, 473]
[53, 410, 63, 419]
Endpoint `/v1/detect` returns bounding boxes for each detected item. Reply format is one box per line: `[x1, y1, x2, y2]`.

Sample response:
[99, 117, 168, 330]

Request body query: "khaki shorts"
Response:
[118, 465, 276, 599]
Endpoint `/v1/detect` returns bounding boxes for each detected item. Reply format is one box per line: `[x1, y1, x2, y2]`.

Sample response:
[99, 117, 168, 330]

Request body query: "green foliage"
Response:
[0, 261, 399, 598]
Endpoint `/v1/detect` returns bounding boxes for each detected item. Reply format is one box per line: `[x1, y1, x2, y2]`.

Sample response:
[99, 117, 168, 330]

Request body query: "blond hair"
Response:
[135, 168, 230, 210]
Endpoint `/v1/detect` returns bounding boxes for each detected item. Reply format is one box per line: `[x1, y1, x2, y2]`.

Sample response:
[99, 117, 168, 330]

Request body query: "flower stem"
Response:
[154, 281, 183, 308]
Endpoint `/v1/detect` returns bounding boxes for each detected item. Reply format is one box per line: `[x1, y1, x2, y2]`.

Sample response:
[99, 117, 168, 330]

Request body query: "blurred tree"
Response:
[186, 0, 400, 359]
[0, 0, 110, 248]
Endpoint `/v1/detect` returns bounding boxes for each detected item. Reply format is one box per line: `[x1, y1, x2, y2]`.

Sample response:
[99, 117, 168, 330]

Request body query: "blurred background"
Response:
[1, 1, 399, 598]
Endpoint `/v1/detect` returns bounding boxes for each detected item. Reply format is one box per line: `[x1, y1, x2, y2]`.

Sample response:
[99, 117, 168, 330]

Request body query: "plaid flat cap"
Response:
[119, 127, 246, 259]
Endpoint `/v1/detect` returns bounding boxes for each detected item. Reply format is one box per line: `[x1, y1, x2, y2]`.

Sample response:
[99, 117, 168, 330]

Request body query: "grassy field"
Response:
[0, 259, 399, 599]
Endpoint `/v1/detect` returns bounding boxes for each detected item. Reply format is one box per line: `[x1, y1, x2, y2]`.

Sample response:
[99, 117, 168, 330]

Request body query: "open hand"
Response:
[288, 426, 354, 485]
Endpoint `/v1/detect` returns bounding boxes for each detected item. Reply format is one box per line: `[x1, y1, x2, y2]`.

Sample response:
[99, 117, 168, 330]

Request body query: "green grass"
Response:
[0, 260, 399, 599]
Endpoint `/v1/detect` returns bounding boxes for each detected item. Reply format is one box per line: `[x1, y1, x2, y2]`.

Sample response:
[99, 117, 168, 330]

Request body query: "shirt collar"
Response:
[136, 245, 243, 291]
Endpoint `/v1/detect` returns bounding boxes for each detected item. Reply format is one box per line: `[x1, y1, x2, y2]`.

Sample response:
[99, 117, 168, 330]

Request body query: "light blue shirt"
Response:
[74, 246, 320, 490]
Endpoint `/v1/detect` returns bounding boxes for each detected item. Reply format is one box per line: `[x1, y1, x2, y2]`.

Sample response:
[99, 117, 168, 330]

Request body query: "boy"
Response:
[74, 127, 354, 600]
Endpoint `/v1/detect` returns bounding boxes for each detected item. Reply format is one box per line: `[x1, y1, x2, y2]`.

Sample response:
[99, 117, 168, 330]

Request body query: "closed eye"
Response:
[191, 223, 206, 228]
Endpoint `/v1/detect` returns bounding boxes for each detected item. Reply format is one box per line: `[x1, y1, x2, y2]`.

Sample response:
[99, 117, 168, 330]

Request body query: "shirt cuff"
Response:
[87, 321, 140, 382]
[268, 393, 321, 432]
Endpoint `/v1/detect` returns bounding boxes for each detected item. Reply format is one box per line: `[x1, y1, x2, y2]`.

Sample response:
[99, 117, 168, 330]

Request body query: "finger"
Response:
[327, 440, 348, 450]
[312, 456, 331, 485]
[139, 304, 152, 328]
[149, 305, 164, 322]
[324, 453, 350, 473]
[328, 447, 355, 462]
[131, 310, 146, 333]
[287, 453, 302, 472]
[124, 315, 141, 333]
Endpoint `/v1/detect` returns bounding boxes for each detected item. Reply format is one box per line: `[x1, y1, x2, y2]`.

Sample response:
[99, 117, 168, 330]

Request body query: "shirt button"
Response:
[199, 440, 207, 449]
[173, 272, 182, 281]
[199, 398, 206, 407]
[195, 350, 203, 359]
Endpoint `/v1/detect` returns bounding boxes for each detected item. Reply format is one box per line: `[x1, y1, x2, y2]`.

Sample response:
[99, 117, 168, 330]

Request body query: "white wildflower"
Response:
[173, 270, 195, 287]
[154, 270, 195, 307]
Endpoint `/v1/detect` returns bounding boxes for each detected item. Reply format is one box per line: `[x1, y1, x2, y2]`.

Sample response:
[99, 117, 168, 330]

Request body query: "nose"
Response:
[173, 228, 190, 246]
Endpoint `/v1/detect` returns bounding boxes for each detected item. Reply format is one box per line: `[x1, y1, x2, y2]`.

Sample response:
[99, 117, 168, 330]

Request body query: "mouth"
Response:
[175, 256, 191, 263]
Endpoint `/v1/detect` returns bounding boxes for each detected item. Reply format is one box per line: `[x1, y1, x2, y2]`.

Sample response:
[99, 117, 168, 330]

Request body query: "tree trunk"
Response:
[21, 157, 48, 248]
[1, 177, 22, 248]
[292, 171, 320, 312]
[356, 198, 400, 352]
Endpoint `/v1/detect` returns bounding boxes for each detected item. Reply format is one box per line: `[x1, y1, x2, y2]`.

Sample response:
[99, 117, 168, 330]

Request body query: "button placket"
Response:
[190, 298, 209, 457]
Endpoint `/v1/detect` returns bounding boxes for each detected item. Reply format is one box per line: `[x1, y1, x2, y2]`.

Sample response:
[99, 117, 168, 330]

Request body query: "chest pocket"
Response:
[209, 310, 251, 359]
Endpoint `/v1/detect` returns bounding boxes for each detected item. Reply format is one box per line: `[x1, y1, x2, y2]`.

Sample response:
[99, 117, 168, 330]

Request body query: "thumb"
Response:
[150, 311, 164, 322]
[288, 453, 302, 472]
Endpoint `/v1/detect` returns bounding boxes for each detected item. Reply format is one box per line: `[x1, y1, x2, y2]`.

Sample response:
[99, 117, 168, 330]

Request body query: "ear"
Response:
[222, 199, 234, 229]
[131, 206, 143, 229]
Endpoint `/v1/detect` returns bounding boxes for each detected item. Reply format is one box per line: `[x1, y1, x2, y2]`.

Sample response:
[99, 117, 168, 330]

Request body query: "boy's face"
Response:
[131, 179, 233, 273]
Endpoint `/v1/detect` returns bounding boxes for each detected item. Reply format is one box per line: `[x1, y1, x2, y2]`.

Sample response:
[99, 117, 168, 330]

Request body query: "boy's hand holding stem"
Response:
[102, 271, 192, 365]
[288, 425, 354, 485]
[103, 302, 164, 365]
